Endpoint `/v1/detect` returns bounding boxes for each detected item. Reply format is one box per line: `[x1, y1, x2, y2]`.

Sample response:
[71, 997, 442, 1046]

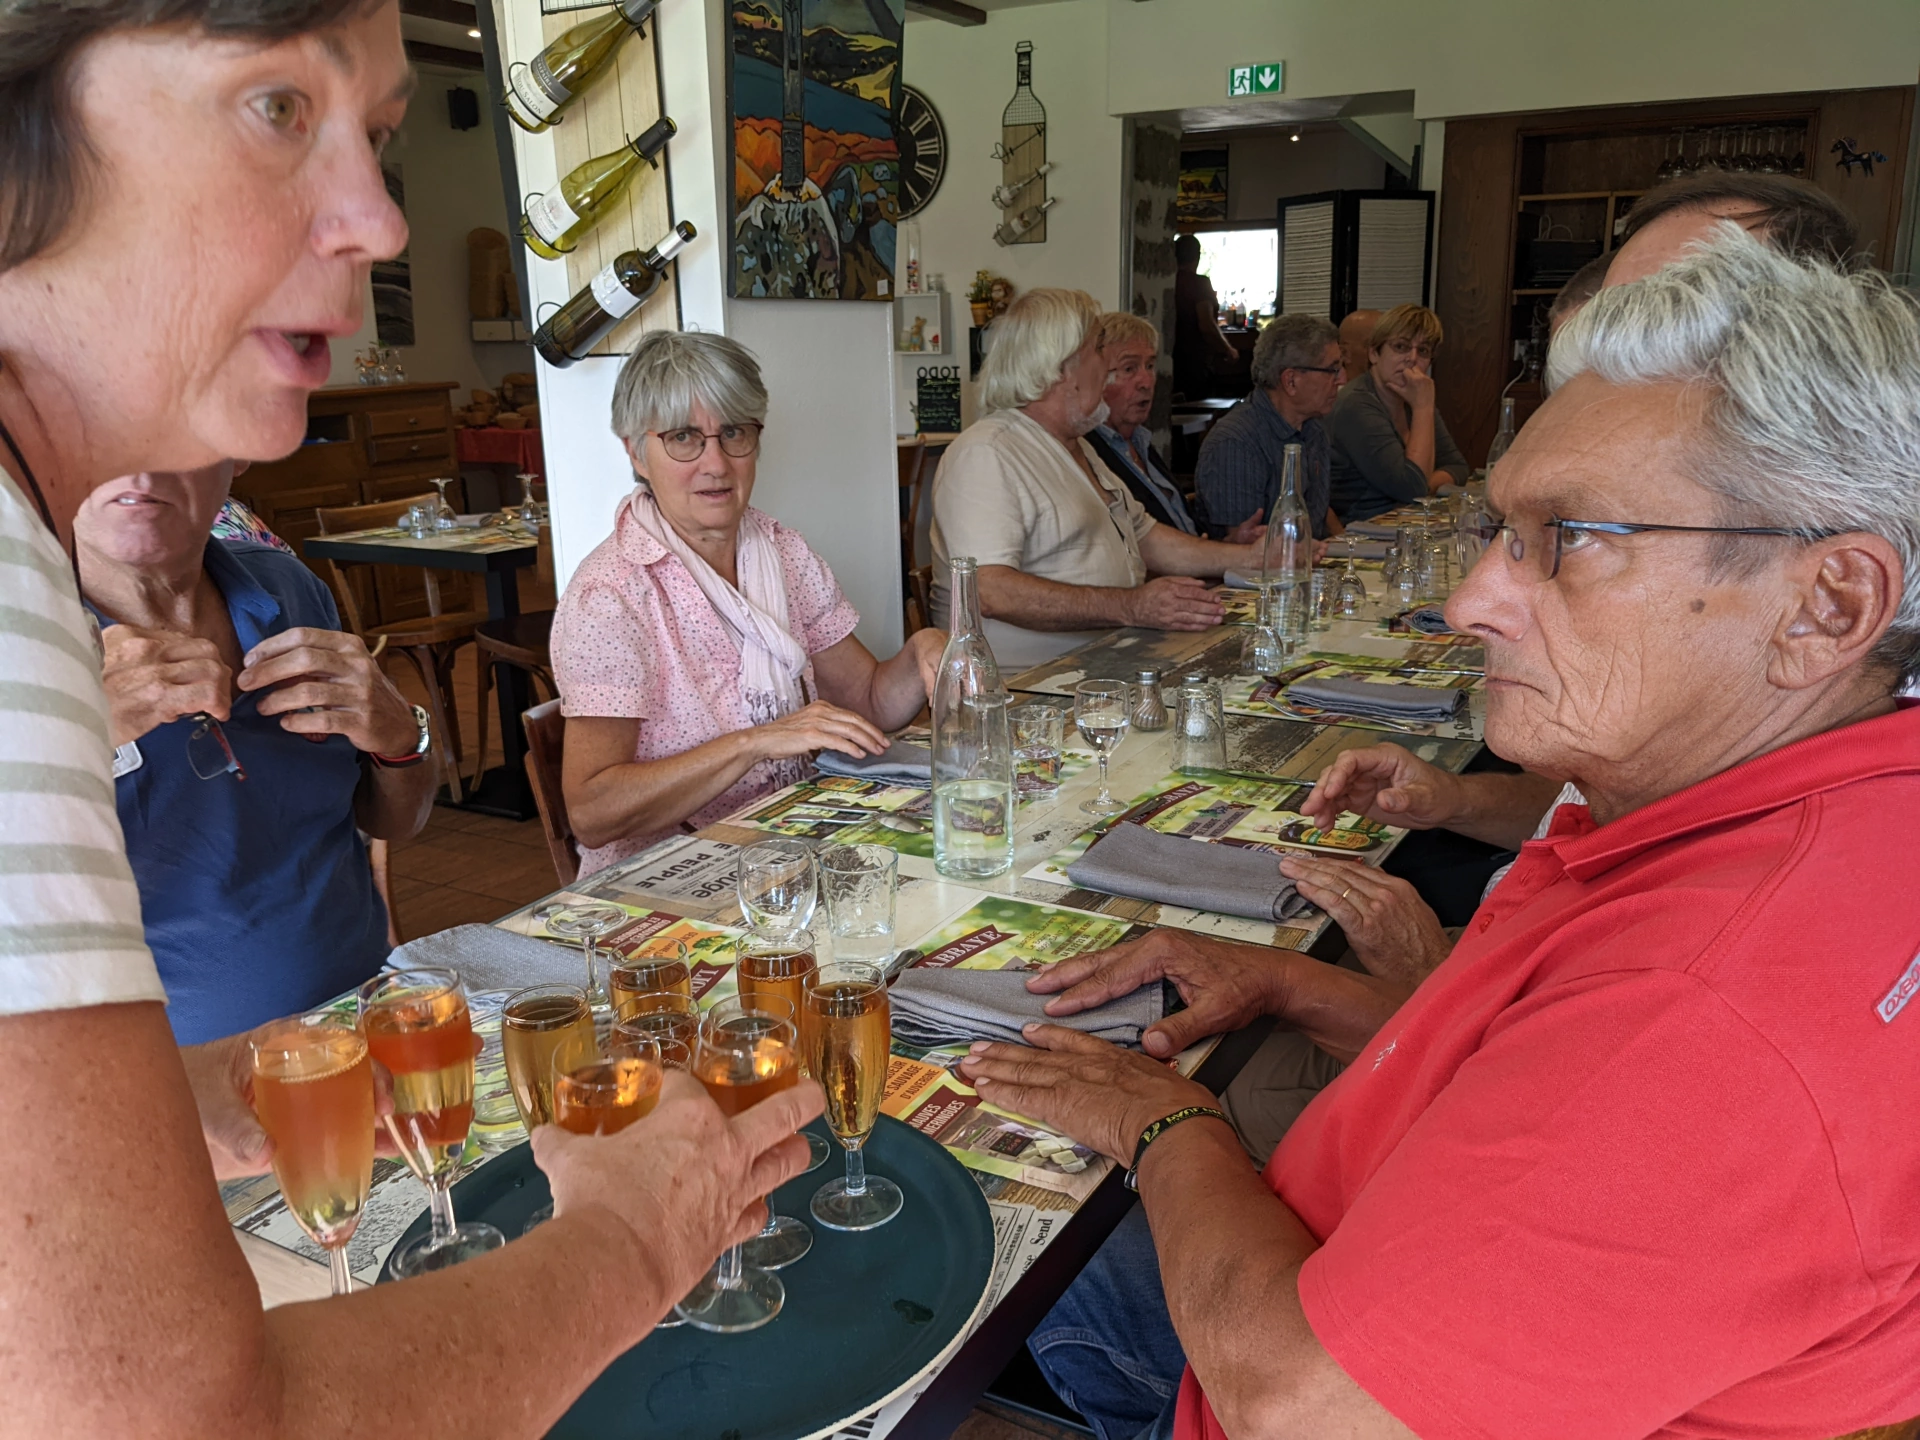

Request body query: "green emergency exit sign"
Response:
[1228, 62, 1284, 97]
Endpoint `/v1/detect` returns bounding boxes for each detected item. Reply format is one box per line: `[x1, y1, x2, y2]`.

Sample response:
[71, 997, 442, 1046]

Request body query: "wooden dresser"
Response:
[232, 381, 462, 554]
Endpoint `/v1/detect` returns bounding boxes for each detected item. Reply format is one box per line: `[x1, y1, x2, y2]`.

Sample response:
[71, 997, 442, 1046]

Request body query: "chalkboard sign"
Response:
[915, 365, 962, 434]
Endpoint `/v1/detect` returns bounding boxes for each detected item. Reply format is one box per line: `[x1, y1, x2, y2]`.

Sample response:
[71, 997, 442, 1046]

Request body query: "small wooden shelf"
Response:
[1518, 190, 1613, 203]
[1512, 288, 1560, 297]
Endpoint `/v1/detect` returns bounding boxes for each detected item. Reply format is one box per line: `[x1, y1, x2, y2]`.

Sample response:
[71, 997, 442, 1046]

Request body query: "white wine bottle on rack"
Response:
[505, 0, 661, 134]
[532, 221, 696, 369]
[521, 116, 675, 260]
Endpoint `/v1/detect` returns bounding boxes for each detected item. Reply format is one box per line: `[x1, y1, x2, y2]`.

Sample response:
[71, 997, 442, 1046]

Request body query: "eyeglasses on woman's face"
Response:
[651, 422, 764, 463]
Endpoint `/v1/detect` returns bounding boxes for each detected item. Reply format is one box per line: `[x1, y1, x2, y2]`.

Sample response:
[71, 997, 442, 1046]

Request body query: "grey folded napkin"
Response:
[1284, 674, 1464, 723]
[1401, 605, 1454, 635]
[814, 738, 933, 785]
[387, 923, 583, 994]
[1064, 822, 1311, 923]
[889, 964, 1163, 1049]
[1327, 539, 1391, 560]
[1345, 521, 1400, 539]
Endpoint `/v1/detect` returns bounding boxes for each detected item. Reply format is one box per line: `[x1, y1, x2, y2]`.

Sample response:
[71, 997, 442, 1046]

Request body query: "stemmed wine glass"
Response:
[358, 969, 507, 1278]
[1334, 538, 1368, 618]
[249, 1013, 376, 1295]
[1075, 679, 1131, 817]
[677, 997, 803, 1333]
[428, 475, 457, 530]
[514, 472, 543, 526]
[537, 901, 630, 1012]
[805, 961, 902, 1231]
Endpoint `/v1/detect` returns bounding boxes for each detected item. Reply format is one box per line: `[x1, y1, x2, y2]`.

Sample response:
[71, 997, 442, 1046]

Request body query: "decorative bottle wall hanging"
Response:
[994, 41, 1048, 245]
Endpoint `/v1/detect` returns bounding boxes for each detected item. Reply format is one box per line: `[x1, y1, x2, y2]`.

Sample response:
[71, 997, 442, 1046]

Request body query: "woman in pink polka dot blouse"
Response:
[551, 330, 946, 876]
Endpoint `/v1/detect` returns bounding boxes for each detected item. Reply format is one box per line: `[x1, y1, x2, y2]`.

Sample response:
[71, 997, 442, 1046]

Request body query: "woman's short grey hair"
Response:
[1251, 313, 1339, 390]
[979, 288, 1101, 412]
[1548, 225, 1920, 684]
[610, 329, 769, 442]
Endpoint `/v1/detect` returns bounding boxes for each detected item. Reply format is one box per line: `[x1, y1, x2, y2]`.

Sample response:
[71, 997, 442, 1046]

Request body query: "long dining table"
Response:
[227, 512, 1486, 1439]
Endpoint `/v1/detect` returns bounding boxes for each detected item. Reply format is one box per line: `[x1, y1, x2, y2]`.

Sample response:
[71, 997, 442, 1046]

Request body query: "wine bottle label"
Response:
[590, 263, 642, 320]
[511, 57, 569, 123]
[525, 190, 583, 247]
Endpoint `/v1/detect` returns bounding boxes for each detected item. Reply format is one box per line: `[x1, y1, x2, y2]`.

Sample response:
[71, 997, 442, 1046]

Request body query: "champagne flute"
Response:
[249, 1014, 376, 1295]
[500, 983, 595, 1234]
[805, 962, 902, 1231]
[612, 994, 700, 1057]
[609, 938, 693, 1019]
[737, 930, 832, 1177]
[538, 901, 629, 1011]
[736, 839, 818, 935]
[677, 998, 803, 1333]
[1075, 679, 1131, 816]
[358, 968, 506, 1278]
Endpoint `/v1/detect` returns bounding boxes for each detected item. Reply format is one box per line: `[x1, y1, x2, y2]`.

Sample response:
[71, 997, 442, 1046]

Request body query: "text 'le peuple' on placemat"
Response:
[1063, 822, 1312, 923]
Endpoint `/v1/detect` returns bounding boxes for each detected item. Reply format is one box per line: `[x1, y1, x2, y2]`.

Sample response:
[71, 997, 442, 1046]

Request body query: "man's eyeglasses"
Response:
[187, 713, 246, 782]
[651, 422, 763, 463]
[1463, 515, 1840, 582]
[1288, 364, 1343, 377]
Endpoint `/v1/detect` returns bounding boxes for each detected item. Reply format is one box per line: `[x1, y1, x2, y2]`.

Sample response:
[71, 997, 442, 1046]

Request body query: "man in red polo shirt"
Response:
[960, 231, 1920, 1440]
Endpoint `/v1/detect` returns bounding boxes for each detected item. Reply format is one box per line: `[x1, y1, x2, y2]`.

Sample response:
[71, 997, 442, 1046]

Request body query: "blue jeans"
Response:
[1028, 1205, 1186, 1440]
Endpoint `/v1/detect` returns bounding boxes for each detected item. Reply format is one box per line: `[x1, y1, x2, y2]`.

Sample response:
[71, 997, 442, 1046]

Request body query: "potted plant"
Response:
[968, 270, 995, 327]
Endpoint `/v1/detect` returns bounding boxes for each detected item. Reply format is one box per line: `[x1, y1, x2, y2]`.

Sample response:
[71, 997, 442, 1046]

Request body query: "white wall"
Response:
[1105, 0, 1920, 122]
[1208, 128, 1387, 223]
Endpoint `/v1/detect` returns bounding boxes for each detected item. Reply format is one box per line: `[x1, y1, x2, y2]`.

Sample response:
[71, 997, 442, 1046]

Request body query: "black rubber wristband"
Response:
[1123, 1105, 1228, 1191]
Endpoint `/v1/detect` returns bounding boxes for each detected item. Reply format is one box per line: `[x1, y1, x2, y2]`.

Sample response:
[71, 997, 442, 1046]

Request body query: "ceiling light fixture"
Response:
[467, 27, 481, 37]
[1290, 130, 1301, 142]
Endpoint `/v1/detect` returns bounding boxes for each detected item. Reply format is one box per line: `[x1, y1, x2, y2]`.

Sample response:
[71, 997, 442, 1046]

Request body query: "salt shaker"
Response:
[1131, 668, 1168, 731]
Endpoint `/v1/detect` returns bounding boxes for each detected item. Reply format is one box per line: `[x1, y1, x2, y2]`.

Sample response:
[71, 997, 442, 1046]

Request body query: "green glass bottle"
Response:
[504, 0, 661, 135]
[522, 116, 675, 260]
[533, 221, 696, 369]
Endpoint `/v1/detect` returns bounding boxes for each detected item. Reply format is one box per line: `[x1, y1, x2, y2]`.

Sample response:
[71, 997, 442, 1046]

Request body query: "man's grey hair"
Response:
[1251, 313, 1339, 390]
[979, 288, 1101, 412]
[1549, 226, 1920, 684]
[610, 329, 769, 442]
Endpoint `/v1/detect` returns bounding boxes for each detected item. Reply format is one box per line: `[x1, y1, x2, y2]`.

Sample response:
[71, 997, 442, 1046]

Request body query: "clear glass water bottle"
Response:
[1248, 442, 1311, 669]
[932, 558, 1015, 879]
[1485, 396, 1517, 470]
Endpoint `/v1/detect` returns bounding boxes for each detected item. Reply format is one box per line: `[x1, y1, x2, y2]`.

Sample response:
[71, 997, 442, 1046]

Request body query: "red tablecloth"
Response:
[456, 426, 544, 479]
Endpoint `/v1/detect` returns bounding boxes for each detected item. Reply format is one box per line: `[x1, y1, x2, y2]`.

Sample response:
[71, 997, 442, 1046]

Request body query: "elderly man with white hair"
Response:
[956, 233, 1920, 1440]
[930, 288, 1262, 669]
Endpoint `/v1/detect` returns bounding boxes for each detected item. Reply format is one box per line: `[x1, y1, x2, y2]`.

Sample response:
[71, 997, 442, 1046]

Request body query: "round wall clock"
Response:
[895, 86, 948, 219]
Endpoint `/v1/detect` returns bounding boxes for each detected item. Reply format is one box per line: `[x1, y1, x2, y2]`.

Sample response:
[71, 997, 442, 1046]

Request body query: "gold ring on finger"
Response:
[1340, 886, 1353, 901]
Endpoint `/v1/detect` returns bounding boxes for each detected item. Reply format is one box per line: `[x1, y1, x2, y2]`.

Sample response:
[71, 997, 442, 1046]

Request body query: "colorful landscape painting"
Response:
[729, 0, 904, 300]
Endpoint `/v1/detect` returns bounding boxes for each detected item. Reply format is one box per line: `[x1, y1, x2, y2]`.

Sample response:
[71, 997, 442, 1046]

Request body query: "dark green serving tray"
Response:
[382, 1116, 995, 1440]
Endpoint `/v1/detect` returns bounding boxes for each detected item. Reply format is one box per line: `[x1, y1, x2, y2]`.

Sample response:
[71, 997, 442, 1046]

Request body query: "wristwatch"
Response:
[370, 704, 432, 768]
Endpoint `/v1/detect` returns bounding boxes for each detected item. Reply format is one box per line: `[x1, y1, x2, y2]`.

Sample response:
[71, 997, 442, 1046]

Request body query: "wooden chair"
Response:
[472, 610, 557, 786]
[896, 436, 952, 635]
[905, 563, 934, 636]
[522, 698, 579, 886]
[315, 495, 488, 803]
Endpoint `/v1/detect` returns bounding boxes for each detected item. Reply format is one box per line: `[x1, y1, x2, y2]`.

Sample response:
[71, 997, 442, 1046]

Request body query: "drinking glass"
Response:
[429, 476, 457, 529]
[610, 938, 694, 1019]
[805, 962, 902, 1231]
[467, 989, 524, 1154]
[1308, 569, 1333, 631]
[1010, 703, 1065, 798]
[537, 901, 629, 1010]
[405, 502, 433, 540]
[612, 1015, 692, 1072]
[613, 994, 700, 1060]
[551, 1034, 663, 1137]
[249, 1014, 376, 1296]
[737, 839, 818, 936]
[1335, 540, 1368, 617]
[1393, 528, 1420, 604]
[1075, 679, 1131, 816]
[1417, 538, 1451, 602]
[1172, 682, 1228, 774]
[498, 982, 595, 1233]
[677, 998, 803, 1333]
[357, 968, 506, 1278]
[819, 843, 898, 964]
[737, 934, 831, 1183]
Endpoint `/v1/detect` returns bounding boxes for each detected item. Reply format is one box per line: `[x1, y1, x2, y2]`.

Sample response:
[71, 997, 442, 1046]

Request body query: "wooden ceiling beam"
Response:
[400, 0, 479, 29]
[905, 0, 987, 26]
[405, 38, 484, 71]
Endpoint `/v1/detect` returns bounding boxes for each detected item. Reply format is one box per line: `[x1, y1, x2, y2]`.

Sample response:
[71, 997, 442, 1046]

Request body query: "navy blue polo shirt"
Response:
[95, 540, 391, 1043]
